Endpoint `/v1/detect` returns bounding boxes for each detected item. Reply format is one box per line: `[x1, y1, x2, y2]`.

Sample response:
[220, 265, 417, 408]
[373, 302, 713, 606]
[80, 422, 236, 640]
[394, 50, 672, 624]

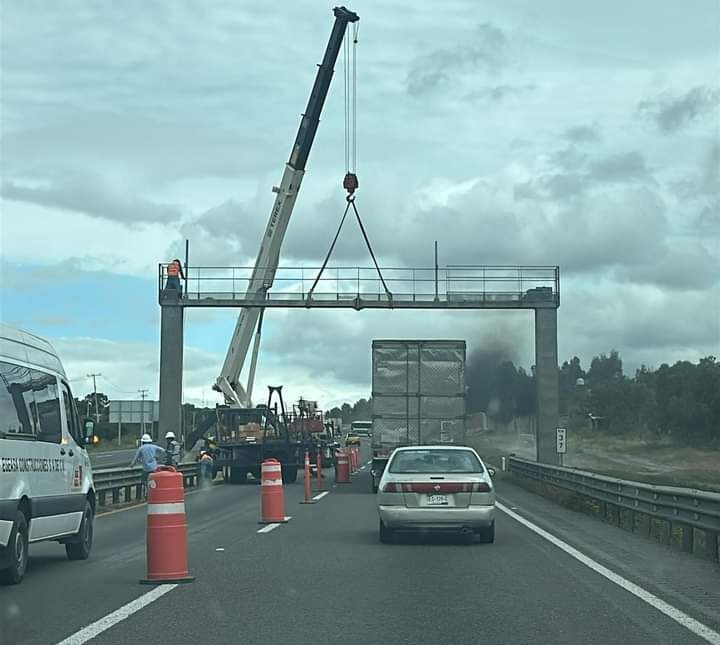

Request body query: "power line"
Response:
[100, 375, 137, 395]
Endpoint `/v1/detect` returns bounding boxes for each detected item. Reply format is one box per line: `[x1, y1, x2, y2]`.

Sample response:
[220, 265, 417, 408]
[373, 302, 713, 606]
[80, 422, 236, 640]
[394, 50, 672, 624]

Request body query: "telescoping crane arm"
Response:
[215, 6, 359, 407]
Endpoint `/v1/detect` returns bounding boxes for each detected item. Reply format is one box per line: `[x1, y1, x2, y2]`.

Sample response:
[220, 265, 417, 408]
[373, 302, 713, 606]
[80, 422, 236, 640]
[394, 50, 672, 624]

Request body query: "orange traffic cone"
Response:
[300, 451, 315, 504]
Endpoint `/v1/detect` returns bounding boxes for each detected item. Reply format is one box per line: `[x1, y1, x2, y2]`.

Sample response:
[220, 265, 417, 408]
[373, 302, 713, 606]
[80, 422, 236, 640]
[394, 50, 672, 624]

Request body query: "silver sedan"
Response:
[377, 445, 496, 544]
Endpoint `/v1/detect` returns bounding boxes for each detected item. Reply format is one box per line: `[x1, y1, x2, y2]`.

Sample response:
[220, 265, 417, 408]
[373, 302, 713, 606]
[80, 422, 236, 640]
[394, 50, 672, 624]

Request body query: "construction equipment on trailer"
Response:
[290, 399, 340, 469]
[213, 386, 300, 484]
[213, 6, 359, 407]
[370, 340, 467, 493]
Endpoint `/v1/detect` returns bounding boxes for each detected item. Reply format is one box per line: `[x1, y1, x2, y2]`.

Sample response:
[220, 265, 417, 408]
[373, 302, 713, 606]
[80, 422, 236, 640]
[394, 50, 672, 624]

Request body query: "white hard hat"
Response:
[165, 431, 176, 439]
[141, 433, 152, 443]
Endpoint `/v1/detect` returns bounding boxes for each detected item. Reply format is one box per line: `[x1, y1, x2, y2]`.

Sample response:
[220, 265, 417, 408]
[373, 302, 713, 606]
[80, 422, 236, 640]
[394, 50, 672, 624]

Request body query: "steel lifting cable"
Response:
[352, 20, 358, 174]
[343, 31, 350, 174]
[307, 24, 391, 303]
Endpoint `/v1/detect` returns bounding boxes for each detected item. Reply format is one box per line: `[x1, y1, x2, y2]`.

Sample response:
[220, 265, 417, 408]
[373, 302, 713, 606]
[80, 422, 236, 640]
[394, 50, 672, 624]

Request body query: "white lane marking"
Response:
[312, 491, 329, 501]
[360, 466, 366, 470]
[54, 584, 177, 645]
[496, 502, 720, 645]
[257, 523, 281, 533]
[215, 547, 225, 552]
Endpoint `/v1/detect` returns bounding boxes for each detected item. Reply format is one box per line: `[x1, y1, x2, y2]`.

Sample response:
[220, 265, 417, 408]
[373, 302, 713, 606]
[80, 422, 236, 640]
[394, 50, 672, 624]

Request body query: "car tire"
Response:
[476, 521, 495, 544]
[66, 501, 94, 561]
[0, 510, 29, 585]
[379, 520, 393, 544]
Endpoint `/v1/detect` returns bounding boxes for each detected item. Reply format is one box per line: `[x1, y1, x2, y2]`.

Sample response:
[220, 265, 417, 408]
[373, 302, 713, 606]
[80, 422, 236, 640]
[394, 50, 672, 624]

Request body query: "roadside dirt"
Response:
[470, 429, 720, 491]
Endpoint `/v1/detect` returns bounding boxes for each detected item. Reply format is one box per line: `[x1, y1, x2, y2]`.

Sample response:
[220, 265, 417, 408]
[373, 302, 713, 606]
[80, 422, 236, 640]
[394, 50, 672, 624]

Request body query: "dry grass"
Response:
[468, 429, 720, 492]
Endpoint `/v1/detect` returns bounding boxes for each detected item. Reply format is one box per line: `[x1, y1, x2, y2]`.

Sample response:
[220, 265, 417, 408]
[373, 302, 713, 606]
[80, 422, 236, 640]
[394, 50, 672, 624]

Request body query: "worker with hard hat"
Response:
[130, 433, 166, 497]
[164, 431, 183, 467]
[198, 450, 215, 485]
[164, 259, 185, 296]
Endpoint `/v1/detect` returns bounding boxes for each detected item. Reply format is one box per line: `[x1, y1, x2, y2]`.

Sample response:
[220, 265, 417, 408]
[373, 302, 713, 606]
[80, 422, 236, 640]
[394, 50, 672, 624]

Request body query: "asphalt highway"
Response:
[2, 442, 718, 645]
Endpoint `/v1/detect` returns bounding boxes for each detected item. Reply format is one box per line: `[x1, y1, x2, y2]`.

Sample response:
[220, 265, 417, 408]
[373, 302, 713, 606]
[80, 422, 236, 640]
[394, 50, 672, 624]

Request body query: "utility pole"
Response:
[138, 389, 150, 439]
[87, 373, 102, 423]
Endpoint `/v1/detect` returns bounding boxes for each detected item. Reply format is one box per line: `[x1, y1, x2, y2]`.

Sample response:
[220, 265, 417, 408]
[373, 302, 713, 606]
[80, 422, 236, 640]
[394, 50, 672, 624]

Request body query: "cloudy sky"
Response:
[2, 0, 718, 408]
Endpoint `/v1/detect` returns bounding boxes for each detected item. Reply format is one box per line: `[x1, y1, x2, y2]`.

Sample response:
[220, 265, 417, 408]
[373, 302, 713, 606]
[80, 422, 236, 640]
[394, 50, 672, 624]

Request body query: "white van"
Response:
[0, 324, 96, 584]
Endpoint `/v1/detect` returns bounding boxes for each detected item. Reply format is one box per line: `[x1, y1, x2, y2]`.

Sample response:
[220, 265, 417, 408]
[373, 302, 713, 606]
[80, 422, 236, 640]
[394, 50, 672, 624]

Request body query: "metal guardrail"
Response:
[93, 464, 200, 506]
[508, 456, 720, 533]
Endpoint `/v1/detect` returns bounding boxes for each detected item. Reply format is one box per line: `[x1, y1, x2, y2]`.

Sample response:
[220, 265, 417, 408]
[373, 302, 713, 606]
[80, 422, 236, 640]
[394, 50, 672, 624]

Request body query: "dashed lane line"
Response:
[54, 584, 178, 645]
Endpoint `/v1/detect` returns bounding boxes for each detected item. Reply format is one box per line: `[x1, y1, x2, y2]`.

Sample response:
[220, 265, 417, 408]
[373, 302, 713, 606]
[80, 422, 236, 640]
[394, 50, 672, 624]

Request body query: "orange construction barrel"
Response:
[260, 458, 287, 523]
[140, 466, 194, 584]
[335, 450, 350, 484]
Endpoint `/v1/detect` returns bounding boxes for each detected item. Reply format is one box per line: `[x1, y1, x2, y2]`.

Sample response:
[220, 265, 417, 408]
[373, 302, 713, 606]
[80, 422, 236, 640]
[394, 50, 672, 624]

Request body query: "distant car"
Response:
[376, 445, 496, 544]
[345, 433, 361, 446]
[350, 423, 372, 437]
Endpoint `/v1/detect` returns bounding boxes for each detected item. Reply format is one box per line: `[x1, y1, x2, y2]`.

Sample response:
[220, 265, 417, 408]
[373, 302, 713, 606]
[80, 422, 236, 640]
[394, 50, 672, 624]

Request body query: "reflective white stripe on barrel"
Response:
[261, 479, 282, 486]
[147, 502, 186, 515]
[262, 464, 282, 473]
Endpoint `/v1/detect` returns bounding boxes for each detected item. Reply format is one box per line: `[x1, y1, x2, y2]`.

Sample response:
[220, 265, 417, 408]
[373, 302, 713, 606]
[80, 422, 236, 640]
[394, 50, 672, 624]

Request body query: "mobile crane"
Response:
[202, 7, 359, 483]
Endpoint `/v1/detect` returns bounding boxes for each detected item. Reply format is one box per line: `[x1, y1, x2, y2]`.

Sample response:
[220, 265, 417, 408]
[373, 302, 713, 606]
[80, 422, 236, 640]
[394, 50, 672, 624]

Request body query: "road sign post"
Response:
[556, 427, 567, 466]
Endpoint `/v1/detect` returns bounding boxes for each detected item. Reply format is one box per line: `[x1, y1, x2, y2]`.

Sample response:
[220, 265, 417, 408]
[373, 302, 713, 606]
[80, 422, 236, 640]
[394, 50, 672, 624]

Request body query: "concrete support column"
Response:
[159, 304, 184, 440]
[535, 307, 559, 464]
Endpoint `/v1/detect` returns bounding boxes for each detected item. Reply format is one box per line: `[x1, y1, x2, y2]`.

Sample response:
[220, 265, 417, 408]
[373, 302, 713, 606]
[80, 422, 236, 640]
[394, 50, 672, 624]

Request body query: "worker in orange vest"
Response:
[165, 259, 185, 295]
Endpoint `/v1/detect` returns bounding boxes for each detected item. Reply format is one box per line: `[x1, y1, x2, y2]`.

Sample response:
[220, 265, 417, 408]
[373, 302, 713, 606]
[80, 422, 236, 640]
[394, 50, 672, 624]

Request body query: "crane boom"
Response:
[215, 6, 359, 406]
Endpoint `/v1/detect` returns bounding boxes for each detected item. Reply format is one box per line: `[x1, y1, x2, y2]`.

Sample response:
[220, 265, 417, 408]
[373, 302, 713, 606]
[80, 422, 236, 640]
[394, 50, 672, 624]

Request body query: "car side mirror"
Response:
[487, 467, 496, 478]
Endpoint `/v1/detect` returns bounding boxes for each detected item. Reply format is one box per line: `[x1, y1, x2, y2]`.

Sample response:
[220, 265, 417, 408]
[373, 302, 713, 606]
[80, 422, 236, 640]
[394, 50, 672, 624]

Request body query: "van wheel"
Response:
[0, 511, 29, 585]
[66, 502, 94, 561]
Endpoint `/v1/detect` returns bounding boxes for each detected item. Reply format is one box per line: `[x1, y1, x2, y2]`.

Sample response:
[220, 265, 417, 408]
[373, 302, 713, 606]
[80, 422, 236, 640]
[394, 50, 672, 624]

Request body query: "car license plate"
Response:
[426, 494, 449, 505]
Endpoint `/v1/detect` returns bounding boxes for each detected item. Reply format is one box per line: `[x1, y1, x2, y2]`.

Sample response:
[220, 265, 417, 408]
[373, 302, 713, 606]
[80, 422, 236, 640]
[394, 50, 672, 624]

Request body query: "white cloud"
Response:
[2, 0, 718, 403]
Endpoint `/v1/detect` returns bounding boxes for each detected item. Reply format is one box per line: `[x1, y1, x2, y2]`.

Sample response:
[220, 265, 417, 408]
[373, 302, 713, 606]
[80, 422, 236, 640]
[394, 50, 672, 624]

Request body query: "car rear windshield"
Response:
[388, 449, 483, 474]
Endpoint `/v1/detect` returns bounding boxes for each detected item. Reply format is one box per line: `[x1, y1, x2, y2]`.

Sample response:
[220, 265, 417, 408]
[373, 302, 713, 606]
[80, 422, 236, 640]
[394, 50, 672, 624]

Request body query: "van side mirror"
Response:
[487, 467, 496, 478]
[82, 419, 95, 445]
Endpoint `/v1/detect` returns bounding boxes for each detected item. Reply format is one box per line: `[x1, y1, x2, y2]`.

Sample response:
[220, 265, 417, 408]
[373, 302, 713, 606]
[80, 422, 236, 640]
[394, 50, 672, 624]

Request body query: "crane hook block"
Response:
[343, 172, 359, 195]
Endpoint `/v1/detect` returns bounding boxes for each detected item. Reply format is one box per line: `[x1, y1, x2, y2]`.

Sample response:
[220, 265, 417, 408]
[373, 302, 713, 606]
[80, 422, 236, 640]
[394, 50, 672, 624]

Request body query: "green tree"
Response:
[587, 350, 623, 385]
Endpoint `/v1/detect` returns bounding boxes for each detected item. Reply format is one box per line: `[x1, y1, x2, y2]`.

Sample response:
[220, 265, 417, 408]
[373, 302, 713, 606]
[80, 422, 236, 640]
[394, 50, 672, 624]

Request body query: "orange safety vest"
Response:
[167, 261, 180, 277]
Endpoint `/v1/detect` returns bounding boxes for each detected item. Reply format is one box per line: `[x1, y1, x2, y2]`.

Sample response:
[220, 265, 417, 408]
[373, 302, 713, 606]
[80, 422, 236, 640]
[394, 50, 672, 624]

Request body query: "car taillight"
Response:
[382, 482, 490, 493]
[382, 481, 490, 493]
